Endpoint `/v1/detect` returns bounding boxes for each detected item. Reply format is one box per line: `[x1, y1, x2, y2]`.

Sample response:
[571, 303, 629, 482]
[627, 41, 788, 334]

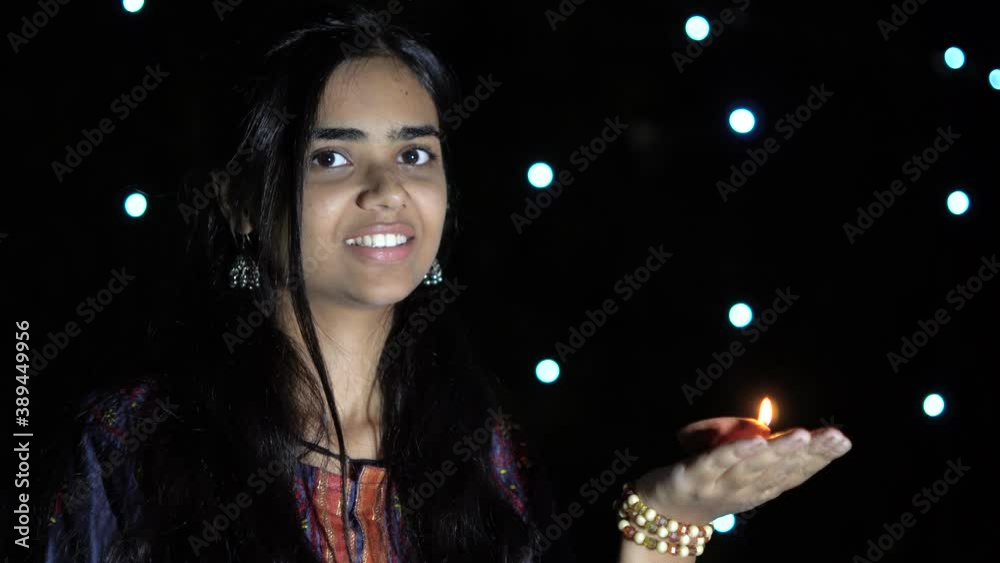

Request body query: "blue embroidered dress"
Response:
[44, 383, 533, 562]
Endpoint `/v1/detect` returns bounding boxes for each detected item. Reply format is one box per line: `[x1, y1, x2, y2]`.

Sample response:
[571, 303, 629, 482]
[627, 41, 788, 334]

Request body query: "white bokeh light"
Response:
[712, 514, 736, 533]
[944, 47, 965, 70]
[535, 359, 560, 384]
[685, 16, 710, 41]
[124, 192, 147, 218]
[527, 162, 554, 189]
[728, 108, 756, 134]
[923, 393, 945, 417]
[728, 303, 753, 328]
[123, 0, 145, 13]
[947, 190, 970, 215]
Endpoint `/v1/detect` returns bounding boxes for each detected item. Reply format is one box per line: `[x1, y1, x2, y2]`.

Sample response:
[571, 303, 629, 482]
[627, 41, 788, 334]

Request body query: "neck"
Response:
[276, 290, 392, 442]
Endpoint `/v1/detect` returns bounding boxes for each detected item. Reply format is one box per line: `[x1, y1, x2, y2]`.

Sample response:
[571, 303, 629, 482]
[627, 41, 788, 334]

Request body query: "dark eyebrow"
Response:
[311, 125, 442, 142]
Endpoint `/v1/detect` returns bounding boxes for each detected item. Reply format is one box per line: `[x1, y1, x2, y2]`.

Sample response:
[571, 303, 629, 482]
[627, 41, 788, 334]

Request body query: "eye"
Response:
[311, 150, 349, 169]
[398, 147, 435, 166]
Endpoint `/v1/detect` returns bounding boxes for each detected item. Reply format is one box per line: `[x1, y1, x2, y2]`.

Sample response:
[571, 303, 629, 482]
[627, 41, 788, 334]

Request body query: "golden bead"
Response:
[667, 519, 679, 532]
[679, 546, 690, 557]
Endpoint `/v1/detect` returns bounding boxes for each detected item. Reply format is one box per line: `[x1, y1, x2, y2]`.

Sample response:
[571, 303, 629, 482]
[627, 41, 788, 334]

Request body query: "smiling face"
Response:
[300, 56, 447, 308]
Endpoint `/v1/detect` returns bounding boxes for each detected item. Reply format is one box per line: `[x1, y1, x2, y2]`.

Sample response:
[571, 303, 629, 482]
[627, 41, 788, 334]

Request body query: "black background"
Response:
[6, 0, 999, 561]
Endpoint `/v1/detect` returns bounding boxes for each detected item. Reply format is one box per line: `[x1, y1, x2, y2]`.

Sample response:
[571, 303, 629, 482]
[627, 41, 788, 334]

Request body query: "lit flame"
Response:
[758, 398, 773, 427]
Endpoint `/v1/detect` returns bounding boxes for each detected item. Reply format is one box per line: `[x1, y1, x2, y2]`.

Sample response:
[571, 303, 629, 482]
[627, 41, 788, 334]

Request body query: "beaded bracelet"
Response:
[615, 483, 714, 556]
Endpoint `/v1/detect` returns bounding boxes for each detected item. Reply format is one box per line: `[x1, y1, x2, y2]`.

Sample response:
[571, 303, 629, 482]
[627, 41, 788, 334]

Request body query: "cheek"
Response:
[301, 188, 348, 247]
[419, 186, 448, 235]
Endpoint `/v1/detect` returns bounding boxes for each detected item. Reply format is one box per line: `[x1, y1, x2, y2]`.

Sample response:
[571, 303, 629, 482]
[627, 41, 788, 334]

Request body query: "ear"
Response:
[218, 179, 254, 236]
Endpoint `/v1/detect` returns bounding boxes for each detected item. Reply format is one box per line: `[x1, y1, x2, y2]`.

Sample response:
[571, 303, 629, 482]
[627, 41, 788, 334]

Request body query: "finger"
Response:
[685, 436, 768, 481]
[718, 444, 810, 493]
[768, 428, 811, 450]
[762, 443, 846, 493]
[808, 431, 852, 459]
[714, 429, 808, 479]
[716, 451, 781, 485]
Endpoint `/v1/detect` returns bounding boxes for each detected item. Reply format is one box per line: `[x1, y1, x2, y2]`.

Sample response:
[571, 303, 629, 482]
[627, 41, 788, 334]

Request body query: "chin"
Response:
[346, 280, 421, 308]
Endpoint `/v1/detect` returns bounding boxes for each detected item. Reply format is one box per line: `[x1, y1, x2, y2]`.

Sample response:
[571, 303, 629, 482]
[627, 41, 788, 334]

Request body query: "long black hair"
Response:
[70, 7, 548, 563]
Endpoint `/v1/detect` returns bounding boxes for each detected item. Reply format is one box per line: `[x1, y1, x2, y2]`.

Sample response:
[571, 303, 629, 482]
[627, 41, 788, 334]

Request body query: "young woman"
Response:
[43, 9, 851, 563]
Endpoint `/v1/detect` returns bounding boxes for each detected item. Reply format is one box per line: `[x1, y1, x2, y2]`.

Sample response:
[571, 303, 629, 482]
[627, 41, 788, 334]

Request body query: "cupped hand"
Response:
[634, 425, 852, 524]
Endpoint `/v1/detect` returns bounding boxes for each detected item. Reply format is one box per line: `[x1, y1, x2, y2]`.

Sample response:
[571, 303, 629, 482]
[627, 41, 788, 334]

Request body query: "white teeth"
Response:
[346, 234, 410, 248]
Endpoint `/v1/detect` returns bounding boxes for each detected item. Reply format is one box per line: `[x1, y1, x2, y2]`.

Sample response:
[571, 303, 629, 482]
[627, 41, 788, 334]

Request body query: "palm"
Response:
[635, 427, 852, 524]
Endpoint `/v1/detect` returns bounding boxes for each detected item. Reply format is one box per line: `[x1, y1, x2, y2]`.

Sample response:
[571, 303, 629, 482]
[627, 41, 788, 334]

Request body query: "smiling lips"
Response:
[346, 233, 409, 248]
[344, 223, 415, 262]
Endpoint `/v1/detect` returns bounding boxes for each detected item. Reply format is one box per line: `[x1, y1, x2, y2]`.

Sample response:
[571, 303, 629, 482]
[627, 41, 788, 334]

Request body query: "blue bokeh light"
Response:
[124, 192, 147, 218]
[535, 359, 560, 384]
[123, 0, 145, 13]
[712, 514, 736, 533]
[944, 47, 965, 70]
[728, 303, 753, 328]
[946, 190, 970, 215]
[527, 162, 554, 189]
[685, 16, 710, 41]
[923, 393, 945, 417]
[728, 108, 756, 134]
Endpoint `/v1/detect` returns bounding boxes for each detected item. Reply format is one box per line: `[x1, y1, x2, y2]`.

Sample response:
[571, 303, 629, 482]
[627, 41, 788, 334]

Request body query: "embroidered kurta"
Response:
[45, 382, 532, 562]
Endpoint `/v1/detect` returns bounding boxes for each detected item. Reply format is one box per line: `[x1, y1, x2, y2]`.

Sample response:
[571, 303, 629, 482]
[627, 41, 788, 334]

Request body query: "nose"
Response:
[357, 165, 407, 212]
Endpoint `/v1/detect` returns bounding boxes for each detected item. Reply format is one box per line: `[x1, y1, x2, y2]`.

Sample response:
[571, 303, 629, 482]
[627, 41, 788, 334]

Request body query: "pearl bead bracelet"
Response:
[615, 483, 714, 557]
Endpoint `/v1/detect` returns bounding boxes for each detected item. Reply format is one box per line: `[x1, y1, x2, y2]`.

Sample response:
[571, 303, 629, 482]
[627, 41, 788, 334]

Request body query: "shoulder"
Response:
[488, 407, 533, 520]
[75, 379, 178, 451]
[46, 379, 173, 562]
[55, 379, 174, 504]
